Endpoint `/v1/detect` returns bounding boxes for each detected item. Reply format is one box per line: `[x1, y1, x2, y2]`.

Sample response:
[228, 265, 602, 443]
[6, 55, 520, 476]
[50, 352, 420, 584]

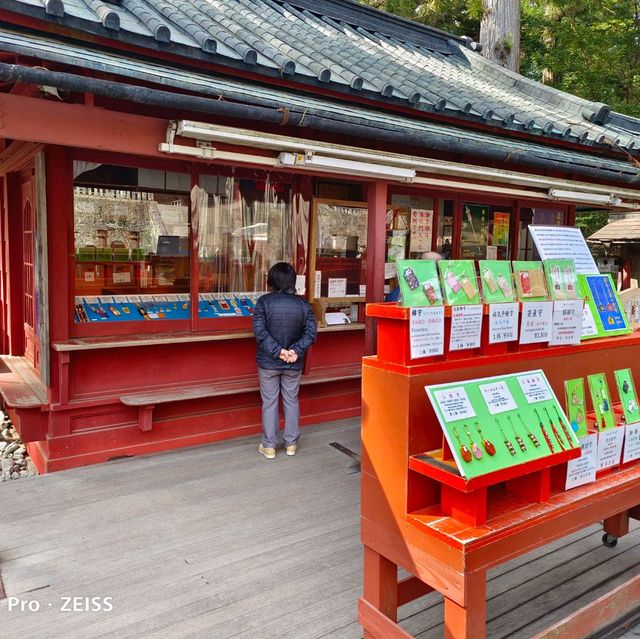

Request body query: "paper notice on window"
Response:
[550, 299, 583, 346]
[623, 422, 640, 464]
[449, 305, 483, 351]
[113, 270, 132, 284]
[328, 278, 347, 298]
[516, 372, 553, 403]
[314, 271, 321, 298]
[596, 427, 624, 471]
[528, 226, 598, 274]
[565, 434, 597, 490]
[519, 301, 553, 344]
[84, 271, 95, 282]
[433, 386, 476, 422]
[485, 245, 498, 260]
[488, 302, 518, 343]
[359, 284, 366, 297]
[385, 262, 397, 280]
[409, 306, 444, 359]
[479, 381, 517, 415]
[409, 208, 433, 253]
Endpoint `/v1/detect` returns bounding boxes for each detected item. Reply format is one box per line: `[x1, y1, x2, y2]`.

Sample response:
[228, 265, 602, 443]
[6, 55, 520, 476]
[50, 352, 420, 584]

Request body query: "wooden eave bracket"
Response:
[138, 405, 154, 432]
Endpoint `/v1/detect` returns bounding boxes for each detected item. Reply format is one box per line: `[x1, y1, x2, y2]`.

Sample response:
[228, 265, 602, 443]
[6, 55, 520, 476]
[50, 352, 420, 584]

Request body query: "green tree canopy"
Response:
[362, 0, 640, 118]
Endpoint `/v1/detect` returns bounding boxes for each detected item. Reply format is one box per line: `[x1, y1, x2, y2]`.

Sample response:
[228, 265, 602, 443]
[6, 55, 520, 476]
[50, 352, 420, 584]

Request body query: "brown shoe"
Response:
[285, 444, 298, 456]
[259, 444, 276, 459]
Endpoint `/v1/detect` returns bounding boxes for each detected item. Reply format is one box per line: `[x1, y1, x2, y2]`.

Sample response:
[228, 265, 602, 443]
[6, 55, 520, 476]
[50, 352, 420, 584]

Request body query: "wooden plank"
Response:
[0, 354, 47, 407]
[529, 574, 640, 639]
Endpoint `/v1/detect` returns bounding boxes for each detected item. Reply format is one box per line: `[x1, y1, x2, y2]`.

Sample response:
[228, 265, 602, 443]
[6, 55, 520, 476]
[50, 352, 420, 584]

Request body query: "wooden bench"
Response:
[120, 364, 362, 431]
[0, 355, 48, 409]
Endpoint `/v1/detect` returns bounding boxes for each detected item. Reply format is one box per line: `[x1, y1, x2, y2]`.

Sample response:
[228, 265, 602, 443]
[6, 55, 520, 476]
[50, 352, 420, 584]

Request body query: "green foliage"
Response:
[575, 210, 610, 240]
[358, 0, 640, 118]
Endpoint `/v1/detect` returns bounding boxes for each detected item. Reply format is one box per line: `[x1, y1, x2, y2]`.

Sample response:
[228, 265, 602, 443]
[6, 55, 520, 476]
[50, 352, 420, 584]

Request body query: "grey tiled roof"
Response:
[4, 0, 640, 155]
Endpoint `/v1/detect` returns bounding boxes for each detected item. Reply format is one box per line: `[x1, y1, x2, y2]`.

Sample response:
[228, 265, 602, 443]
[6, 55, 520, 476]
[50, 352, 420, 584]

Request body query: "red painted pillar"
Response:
[365, 180, 388, 355]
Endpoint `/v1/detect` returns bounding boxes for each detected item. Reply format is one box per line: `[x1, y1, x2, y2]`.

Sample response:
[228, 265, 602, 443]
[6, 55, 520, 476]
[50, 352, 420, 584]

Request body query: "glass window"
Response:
[461, 203, 512, 260]
[309, 198, 367, 324]
[193, 175, 299, 318]
[387, 194, 434, 262]
[518, 208, 566, 260]
[73, 163, 190, 323]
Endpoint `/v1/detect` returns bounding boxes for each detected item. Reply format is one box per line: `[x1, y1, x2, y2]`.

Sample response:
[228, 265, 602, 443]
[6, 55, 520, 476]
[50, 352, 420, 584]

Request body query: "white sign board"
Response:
[409, 306, 445, 359]
[449, 305, 483, 351]
[529, 225, 599, 274]
[565, 434, 597, 490]
[409, 208, 433, 253]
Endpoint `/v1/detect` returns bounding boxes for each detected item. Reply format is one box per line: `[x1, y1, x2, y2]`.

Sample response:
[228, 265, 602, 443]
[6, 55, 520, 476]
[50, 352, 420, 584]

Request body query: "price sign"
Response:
[623, 422, 640, 464]
[449, 305, 483, 351]
[519, 301, 553, 344]
[409, 306, 445, 359]
[479, 381, 517, 415]
[488, 302, 518, 343]
[433, 386, 476, 422]
[516, 373, 553, 404]
[565, 434, 597, 490]
[596, 428, 624, 471]
[550, 299, 583, 346]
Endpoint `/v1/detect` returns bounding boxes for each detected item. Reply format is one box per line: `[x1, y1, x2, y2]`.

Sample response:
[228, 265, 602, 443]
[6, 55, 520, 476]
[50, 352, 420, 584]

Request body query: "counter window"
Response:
[73, 163, 190, 323]
[309, 198, 367, 325]
[193, 176, 296, 319]
[461, 203, 512, 260]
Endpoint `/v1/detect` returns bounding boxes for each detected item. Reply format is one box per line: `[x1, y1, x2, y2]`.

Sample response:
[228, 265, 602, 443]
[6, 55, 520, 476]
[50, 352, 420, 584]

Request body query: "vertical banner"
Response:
[492, 212, 510, 246]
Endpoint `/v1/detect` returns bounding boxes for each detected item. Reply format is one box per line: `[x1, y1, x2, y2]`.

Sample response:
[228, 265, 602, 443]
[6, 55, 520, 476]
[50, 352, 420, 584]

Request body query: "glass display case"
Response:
[73, 164, 191, 324]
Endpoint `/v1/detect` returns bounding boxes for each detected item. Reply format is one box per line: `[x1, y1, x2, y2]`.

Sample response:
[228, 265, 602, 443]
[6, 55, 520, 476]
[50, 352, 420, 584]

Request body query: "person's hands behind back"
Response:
[279, 349, 298, 364]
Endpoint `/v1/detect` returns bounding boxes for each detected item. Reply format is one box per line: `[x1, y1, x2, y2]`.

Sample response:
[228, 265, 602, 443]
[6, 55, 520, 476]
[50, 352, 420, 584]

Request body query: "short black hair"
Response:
[267, 262, 297, 293]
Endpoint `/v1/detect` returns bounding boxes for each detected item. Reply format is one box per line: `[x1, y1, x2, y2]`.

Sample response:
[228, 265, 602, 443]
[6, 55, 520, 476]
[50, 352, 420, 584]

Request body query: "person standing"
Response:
[253, 262, 317, 459]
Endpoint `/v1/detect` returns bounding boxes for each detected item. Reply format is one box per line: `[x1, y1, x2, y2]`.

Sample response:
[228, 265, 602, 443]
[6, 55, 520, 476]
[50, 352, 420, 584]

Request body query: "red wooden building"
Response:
[0, 0, 638, 473]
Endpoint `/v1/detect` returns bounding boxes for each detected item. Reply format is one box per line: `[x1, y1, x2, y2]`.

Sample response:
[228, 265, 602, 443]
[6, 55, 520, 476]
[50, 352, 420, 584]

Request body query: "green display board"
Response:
[395, 259, 443, 307]
[544, 259, 579, 301]
[512, 261, 548, 301]
[425, 369, 579, 479]
[438, 260, 480, 305]
[579, 274, 630, 339]
[587, 373, 616, 431]
[564, 378, 588, 437]
[478, 260, 516, 303]
[615, 369, 640, 424]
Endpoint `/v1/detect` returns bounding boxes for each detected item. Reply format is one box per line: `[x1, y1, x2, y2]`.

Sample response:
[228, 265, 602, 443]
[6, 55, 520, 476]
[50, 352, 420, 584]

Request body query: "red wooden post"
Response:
[365, 180, 388, 355]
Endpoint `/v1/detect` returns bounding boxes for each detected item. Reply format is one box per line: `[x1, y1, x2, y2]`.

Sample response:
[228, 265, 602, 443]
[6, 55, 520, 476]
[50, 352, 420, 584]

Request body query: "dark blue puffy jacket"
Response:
[253, 291, 318, 370]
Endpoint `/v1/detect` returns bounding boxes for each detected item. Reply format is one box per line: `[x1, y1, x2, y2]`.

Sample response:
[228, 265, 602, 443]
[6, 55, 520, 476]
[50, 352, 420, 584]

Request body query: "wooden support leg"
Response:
[361, 545, 399, 638]
[444, 569, 486, 639]
[138, 405, 154, 432]
[603, 511, 630, 538]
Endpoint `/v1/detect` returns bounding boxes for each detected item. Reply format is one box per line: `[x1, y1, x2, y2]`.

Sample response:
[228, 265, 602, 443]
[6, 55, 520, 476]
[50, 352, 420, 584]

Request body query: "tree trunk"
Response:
[480, 0, 521, 72]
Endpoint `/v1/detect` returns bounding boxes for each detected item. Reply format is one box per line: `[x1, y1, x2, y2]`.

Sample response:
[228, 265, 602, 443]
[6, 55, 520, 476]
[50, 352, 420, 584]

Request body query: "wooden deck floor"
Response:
[1, 417, 640, 638]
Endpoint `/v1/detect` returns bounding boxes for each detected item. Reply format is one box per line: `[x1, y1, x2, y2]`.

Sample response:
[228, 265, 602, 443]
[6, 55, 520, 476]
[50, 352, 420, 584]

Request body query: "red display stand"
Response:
[360, 303, 640, 639]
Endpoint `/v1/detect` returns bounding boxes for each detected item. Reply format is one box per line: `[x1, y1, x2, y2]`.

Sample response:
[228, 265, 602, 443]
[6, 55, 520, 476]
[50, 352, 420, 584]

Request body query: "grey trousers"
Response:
[258, 367, 302, 448]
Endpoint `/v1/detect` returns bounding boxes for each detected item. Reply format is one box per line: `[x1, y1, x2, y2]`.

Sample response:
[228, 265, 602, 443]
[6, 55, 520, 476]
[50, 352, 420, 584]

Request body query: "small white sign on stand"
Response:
[622, 422, 640, 464]
[488, 303, 519, 343]
[596, 428, 624, 472]
[565, 434, 597, 490]
[409, 306, 445, 359]
[550, 299, 583, 346]
[449, 305, 483, 351]
[519, 301, 553, 344]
